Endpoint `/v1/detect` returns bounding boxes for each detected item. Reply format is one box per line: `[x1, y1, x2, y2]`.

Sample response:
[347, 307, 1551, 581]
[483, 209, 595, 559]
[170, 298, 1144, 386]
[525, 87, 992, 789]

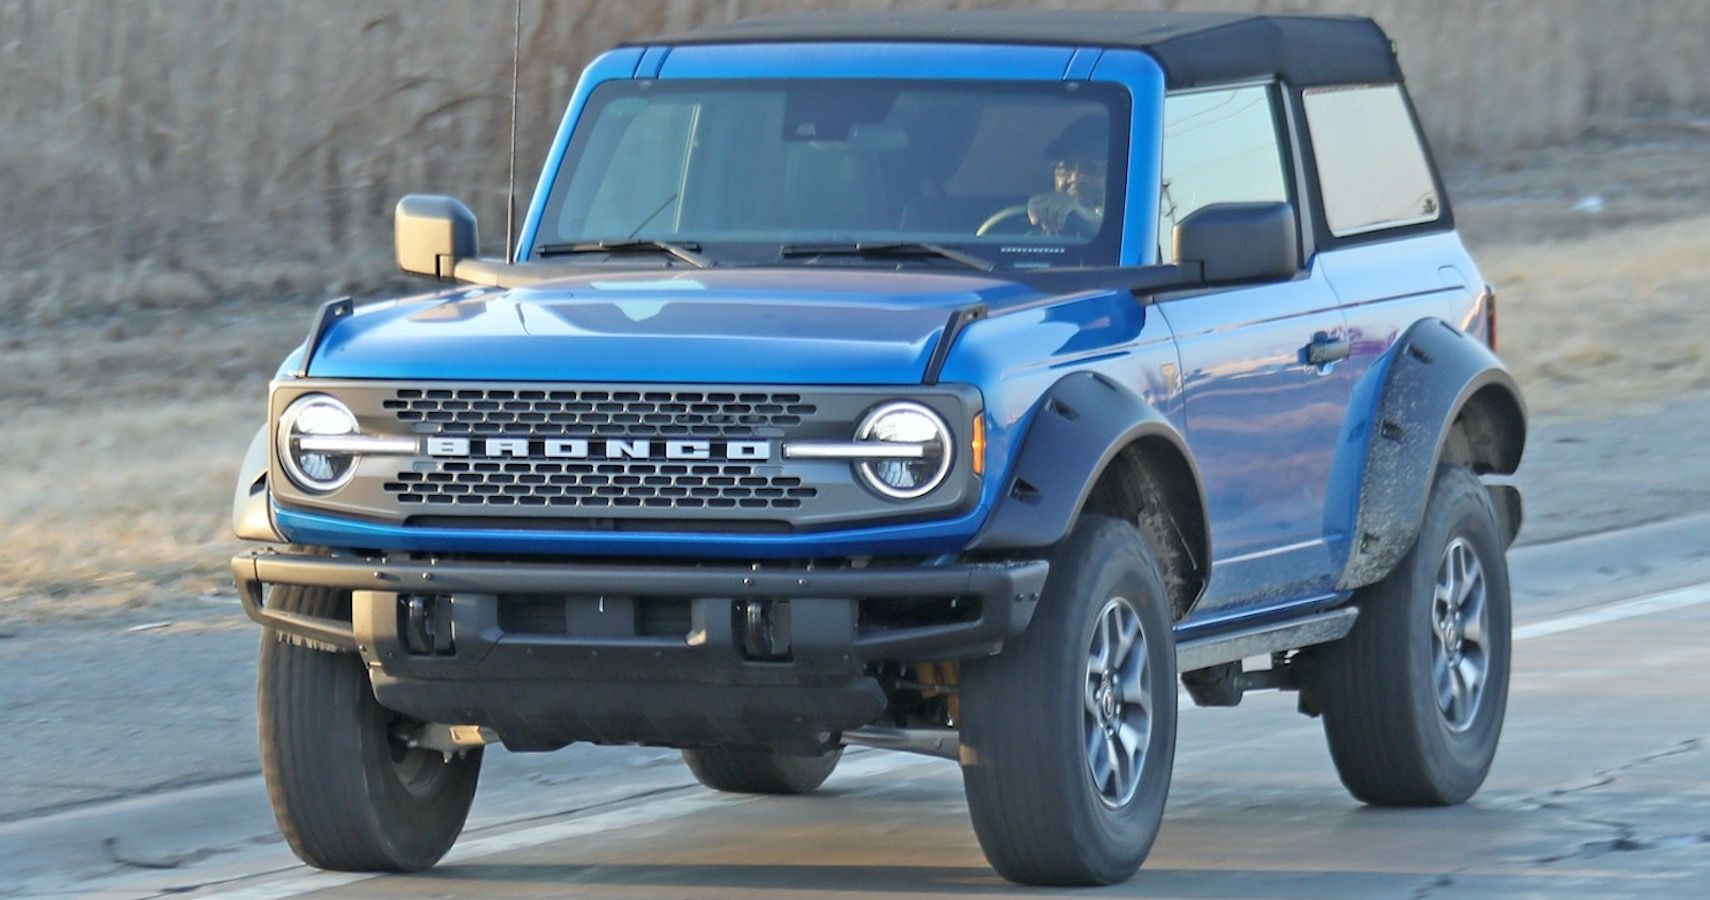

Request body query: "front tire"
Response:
[258, 584, 482, 871]
[1313, 465, 1512, 806]
[959, 515, 1177, 886]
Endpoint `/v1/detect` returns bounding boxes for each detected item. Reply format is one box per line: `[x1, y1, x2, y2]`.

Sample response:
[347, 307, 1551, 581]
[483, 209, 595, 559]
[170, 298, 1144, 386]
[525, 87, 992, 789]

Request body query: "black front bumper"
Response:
[233, 549, 1046, 749]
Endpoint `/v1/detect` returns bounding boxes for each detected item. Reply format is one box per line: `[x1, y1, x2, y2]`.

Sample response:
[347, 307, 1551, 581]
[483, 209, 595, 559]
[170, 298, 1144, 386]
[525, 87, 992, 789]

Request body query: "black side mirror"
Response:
[395, 194, 477, 280]
[1173, 201, 1298, 284]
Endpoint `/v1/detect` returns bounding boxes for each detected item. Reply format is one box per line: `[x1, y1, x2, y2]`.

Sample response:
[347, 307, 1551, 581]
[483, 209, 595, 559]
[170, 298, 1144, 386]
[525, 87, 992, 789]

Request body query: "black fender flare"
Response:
[1335, 318, 1527, 590]
[968, 372, 1211, 604]
[232, 424, 284, 543]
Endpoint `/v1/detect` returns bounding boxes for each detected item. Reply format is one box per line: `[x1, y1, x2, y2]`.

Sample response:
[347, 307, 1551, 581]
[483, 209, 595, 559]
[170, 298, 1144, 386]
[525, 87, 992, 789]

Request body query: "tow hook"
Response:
[401, 594, 455, 656]
[737, 599, 792, 660]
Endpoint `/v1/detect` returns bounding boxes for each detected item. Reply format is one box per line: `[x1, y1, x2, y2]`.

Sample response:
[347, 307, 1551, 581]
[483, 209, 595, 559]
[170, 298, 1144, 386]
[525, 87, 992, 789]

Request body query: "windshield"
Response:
[534, 79, 1131, 270]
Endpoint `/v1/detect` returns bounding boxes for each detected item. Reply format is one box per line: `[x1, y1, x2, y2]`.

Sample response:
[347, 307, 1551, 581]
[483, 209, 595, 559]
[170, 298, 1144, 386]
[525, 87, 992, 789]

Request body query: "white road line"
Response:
[191, 579, 1710, 900]
[1514, 581, 1710, 642]
[197, 750, 931, 900]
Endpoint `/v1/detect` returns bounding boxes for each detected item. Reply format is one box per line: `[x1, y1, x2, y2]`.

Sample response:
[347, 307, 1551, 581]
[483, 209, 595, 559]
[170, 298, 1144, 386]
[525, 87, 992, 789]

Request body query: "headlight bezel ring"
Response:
[852, 400, 955, 500]
[276, 393, 363, 494]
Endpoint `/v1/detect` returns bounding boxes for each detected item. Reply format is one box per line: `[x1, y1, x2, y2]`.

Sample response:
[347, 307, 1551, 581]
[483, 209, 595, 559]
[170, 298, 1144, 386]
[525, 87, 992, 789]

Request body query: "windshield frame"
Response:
[529, 77, 1134, 272]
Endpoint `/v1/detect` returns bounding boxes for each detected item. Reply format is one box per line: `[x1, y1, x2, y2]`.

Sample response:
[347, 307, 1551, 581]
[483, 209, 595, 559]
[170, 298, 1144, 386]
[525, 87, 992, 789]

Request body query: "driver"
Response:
[1027, 114, 1109, 235]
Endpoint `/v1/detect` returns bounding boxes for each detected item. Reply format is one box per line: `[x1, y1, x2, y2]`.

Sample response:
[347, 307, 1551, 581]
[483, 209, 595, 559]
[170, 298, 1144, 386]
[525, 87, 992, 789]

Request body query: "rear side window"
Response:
[1157, 84, 1290, 263]
[1303, 85, 1441, 237]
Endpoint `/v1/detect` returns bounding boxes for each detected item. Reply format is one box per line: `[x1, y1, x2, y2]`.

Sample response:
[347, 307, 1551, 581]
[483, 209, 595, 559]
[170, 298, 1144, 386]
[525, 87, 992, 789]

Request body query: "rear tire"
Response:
[1313, 465, 1511, 806]
[681, 745, 843, 795]
[258, 584, 482, 871]
[959, 515, 1177, 886]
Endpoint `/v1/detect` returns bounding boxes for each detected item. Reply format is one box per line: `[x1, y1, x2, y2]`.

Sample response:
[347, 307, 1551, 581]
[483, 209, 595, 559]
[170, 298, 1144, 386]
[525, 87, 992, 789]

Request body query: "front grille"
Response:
[382, 388, 817, 438]
[271, 379, 979, 530]
[383, 460, 818, 511]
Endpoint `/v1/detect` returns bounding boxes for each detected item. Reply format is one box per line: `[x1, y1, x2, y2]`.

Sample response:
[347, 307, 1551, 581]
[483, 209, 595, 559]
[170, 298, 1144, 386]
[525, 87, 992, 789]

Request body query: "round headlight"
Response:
[854, 402, 953, 499]
[277, 394, 360, 493]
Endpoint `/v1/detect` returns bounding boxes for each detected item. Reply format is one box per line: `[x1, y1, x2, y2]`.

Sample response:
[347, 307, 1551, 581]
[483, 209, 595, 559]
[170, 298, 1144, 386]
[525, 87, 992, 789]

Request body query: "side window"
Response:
[1157, 84, 1290, 262]
[1303, 84, 1441, 237]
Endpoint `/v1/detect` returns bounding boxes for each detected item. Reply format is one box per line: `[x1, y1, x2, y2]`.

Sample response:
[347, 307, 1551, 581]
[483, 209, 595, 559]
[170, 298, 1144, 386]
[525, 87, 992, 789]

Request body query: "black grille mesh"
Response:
[382, 388, 818, 438]
[383, 460, 818, 511]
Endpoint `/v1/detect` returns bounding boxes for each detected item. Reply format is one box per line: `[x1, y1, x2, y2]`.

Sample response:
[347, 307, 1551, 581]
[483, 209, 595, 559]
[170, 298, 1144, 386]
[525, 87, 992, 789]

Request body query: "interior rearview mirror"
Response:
[1173, 201, 1298, 284]
[395, 194, 477, 280]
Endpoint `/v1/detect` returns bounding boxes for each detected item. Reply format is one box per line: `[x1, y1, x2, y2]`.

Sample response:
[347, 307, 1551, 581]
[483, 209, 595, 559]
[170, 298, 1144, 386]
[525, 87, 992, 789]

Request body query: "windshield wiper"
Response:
[779, 242, 994, 272]
[535, 239, 710, 269]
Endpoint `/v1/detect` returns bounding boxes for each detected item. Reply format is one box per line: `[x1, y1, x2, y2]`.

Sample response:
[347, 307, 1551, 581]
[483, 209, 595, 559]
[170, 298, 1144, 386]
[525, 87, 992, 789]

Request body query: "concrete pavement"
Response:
[4, 515, 1707, 898]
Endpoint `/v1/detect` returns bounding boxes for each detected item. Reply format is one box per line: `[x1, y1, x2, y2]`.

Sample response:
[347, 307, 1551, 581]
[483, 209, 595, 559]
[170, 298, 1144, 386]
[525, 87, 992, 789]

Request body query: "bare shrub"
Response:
[3, 0, 1708, 321]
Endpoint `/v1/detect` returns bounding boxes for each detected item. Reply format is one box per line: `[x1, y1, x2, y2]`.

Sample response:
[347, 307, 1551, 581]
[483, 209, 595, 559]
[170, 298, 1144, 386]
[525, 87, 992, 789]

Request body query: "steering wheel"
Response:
[975, 204, 1032, 237]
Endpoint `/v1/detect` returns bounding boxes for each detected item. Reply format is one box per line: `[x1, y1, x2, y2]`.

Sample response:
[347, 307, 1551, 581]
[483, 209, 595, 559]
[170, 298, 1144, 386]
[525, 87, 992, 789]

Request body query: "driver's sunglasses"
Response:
[1052, 159, 1109, 178]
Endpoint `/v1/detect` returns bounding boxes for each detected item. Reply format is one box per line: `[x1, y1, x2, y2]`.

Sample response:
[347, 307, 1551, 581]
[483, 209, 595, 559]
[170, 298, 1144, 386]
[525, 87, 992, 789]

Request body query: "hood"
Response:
[304, 268, 1043, 384]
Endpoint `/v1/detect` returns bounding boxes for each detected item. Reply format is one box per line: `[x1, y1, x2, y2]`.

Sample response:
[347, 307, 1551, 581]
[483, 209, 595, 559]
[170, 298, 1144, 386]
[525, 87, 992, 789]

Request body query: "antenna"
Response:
[504, 0, 522, 262]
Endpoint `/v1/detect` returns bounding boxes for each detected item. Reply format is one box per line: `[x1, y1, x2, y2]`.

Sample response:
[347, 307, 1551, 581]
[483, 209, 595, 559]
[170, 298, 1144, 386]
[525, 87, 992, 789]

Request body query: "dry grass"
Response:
[0, 313, 301, 626]
[1479, 214, 1710, 421]
[0, 400, 254, 623]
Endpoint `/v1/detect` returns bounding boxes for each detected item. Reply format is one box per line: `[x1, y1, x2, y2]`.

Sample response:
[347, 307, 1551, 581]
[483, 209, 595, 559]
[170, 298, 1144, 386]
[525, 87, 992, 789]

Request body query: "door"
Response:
[1152, 83, 1354, 615]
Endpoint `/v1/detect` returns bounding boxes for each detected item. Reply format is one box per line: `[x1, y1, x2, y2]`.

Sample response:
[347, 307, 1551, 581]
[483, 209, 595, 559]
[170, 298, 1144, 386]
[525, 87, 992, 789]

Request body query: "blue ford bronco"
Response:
[232, 10, 1526, 886]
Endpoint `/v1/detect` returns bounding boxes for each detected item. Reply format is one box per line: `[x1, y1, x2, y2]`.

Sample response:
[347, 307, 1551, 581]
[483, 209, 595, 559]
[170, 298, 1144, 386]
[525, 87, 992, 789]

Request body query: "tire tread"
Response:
[258, 585, 480, 871]
[960, 516, 1177, 886]
[1315, 466, 1510, 807]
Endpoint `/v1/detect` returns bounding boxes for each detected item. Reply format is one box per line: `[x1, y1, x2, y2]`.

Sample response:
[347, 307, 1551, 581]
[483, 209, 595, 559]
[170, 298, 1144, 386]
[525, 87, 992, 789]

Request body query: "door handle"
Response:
[1303, 333, 1350, 367]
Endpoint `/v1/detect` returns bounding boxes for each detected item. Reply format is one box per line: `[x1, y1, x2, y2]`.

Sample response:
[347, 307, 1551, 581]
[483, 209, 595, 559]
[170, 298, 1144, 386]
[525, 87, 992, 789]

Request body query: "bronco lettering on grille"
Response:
[425, 437, 772, 462]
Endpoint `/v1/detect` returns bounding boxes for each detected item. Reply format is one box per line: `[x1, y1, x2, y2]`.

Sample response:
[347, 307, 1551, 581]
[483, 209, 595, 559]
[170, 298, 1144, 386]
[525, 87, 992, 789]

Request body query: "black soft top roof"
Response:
[628, 10, 1401, 89]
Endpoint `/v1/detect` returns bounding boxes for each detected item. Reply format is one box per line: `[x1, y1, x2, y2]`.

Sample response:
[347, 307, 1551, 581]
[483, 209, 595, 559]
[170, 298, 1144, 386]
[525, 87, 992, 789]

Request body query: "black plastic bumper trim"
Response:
[232, 549, 1047, 660]
[233, 555, 359, 650]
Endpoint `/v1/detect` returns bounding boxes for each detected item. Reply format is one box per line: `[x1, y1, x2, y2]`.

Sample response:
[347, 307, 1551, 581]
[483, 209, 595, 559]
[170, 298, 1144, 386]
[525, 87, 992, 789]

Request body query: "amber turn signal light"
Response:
[971, 414, 986, 476]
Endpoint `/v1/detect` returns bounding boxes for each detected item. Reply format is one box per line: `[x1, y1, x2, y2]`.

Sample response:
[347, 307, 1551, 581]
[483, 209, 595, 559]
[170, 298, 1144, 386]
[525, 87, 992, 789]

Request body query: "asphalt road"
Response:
[4, 508, 1709, 899]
